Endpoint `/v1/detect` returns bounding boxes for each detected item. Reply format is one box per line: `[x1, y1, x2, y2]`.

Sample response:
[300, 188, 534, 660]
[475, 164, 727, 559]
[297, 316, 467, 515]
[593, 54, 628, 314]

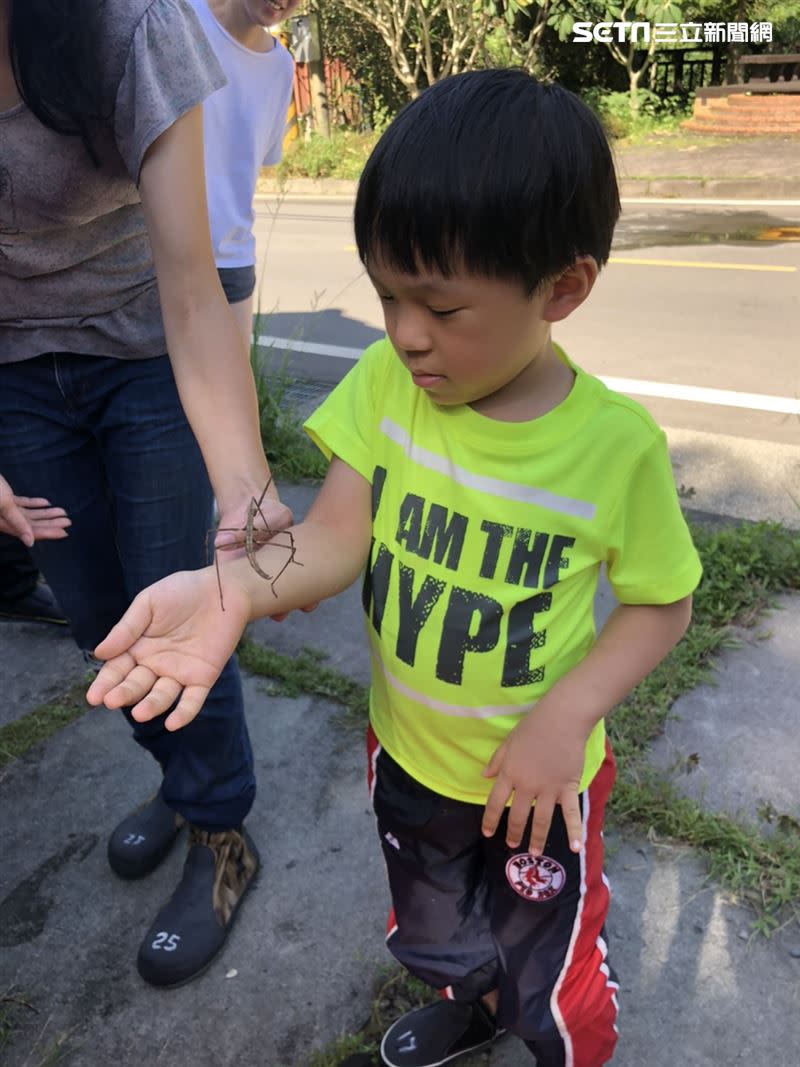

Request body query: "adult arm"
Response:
[138, 105, 289, 534]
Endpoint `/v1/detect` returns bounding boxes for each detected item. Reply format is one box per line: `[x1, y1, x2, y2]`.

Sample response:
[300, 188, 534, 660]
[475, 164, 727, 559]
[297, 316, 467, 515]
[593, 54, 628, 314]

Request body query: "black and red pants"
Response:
[368, 727, 619, 1067]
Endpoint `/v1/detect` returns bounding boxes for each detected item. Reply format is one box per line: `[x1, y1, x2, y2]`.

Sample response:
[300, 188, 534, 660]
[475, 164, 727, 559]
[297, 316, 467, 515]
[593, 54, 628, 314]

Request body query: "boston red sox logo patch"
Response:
[506, 852, 566, 902]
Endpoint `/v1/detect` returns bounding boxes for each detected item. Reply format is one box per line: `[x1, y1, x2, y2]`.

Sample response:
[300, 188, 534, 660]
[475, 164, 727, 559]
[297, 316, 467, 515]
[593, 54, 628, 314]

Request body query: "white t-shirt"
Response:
[190, 0, 294, 268]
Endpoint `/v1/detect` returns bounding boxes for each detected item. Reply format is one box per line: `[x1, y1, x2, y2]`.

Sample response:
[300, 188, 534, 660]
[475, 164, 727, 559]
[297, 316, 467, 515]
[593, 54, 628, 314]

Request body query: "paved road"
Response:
[252, 197, 800, 526]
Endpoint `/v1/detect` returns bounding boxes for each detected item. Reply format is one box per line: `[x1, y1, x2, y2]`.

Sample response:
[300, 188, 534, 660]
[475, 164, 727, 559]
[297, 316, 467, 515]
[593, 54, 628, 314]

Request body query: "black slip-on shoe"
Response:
[380, 1000, 504, 1067]
[107, 791, 185, 879]
[0, 583, 68, 625]
[137, 825, 259, 988]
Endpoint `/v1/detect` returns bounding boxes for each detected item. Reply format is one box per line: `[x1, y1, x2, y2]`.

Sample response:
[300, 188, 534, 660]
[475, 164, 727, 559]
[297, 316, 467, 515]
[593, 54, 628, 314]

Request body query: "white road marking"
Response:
[258, 334, 362, 359]
[601, 377, 800, 416]
[253, 193, 800, 209]
[619, 198, 800, 208]
[256, 335, 800, 415]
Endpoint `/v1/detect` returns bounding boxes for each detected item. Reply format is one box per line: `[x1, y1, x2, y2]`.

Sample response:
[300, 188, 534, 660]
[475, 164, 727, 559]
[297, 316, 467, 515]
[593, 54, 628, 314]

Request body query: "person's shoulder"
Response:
[98, 0, 179, 40]
[185, 0, 213, 27]
[271, 36, 295, 63]
[335, 337, 406, 406]
[263, 35, 295, 80]
[353, 336, 399, 379]
[362, 336, 395, 360]
[96, 0, 204, 84]
[596, 377, 661, 434]
[576, 363, 663, 450]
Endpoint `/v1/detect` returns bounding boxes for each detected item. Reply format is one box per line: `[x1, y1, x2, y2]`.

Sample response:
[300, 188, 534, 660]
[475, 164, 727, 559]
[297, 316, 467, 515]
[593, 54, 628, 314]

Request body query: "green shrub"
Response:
[316, 0, 410, 130]
[277, 130, 379, 182]
[585, 88, 693, 140]
[249, 326, 328, 484]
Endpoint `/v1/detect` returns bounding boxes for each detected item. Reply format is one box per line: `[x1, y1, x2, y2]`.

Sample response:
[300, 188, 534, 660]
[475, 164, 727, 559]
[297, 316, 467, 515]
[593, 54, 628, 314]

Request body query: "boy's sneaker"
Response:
[136, 825, 259, 987]
[107, 791, 185, 879]
[380, 1000, 504, 1067]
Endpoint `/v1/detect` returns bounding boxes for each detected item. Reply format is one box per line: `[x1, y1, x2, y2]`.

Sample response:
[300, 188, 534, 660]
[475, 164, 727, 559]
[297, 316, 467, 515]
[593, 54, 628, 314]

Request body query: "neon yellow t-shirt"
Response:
[305, 338, 702, 804]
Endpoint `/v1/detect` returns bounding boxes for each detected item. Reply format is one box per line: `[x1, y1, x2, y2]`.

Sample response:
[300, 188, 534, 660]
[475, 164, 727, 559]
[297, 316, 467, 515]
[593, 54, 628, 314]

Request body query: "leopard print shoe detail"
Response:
[136, 825, 260, 987]
[188, 826, 260, 925]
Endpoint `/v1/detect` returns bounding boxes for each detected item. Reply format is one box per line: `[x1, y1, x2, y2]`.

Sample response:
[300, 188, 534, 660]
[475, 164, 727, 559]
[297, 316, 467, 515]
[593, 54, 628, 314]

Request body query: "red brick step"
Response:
[683, 93, 800, 135]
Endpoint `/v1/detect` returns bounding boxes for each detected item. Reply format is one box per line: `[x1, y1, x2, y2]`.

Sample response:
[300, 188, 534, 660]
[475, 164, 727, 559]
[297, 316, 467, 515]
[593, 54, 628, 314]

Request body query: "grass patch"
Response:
[612, 775, 800, 935]
[0, 987, 76, 1066]
[0, 676, 93, 772]
[610, 521, 799, 766]
[604, 521, 800, 929]
[305, 969, 449, 1067]
[306, 967, 503, 1066]
[250, 328, 328, 484]
[237, 638, 368, 727]
[0, 988, 34, 1054]
[618, 127, 731, 149]
[241, 519, 800, 928]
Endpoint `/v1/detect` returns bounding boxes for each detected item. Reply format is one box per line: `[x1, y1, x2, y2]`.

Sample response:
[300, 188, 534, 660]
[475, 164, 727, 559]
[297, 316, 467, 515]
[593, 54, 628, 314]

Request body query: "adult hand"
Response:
[481, 698, 588, 855]
[213, 479, 294, 551]
[0, 474, 71, 546]
[87, 567, 251, 732]
[213, 481, 310, 621]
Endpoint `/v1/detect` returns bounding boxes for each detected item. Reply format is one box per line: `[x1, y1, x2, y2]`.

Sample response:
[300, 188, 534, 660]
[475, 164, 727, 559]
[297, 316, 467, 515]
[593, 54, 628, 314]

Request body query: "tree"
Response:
[314, 0, 411, 127]
[683, 1, 800, 80]
[335, 1, 551, 98]
[548, 1, 684, 109]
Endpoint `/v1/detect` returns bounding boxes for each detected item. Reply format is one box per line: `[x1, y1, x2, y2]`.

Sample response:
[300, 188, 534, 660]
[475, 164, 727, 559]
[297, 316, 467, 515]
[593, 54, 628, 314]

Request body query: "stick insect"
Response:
[208, 479, 303, 611]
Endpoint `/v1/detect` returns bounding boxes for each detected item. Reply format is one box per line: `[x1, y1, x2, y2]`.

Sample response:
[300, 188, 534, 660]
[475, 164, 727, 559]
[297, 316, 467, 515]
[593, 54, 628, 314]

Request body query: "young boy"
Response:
[189, 0, 301, 348]
[87, 70, 701, 1066]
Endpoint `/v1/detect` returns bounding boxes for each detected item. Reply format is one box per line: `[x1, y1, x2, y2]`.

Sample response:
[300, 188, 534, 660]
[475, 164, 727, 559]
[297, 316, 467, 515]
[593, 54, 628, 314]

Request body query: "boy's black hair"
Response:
[355, 69, 620, 293]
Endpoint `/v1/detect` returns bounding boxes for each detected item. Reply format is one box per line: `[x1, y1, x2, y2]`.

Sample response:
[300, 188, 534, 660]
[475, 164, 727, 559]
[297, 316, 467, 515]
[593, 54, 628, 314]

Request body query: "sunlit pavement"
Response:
[252, 197, 800, 528]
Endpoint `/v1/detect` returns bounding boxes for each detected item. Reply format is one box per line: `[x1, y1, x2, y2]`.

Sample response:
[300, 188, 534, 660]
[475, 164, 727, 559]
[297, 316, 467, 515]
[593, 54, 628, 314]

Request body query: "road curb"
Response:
[256, 176, 358, 199]
[257, 175, 800, 202]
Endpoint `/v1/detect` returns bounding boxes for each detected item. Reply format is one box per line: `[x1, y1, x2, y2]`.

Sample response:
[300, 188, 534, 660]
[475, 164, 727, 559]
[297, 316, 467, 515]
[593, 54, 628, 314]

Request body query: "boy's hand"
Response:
[481, 699, 589, 855]
[86, 569, 251, 731]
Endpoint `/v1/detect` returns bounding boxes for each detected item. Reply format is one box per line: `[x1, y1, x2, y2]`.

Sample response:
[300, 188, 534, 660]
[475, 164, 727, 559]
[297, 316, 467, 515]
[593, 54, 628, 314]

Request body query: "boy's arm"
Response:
[481, 596, 692, 854]
[86, 458, 372, 730]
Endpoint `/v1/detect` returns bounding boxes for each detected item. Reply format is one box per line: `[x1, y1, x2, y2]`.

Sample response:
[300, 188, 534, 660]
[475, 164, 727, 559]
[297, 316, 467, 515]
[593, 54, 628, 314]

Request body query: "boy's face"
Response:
[367, 256, 594, 411]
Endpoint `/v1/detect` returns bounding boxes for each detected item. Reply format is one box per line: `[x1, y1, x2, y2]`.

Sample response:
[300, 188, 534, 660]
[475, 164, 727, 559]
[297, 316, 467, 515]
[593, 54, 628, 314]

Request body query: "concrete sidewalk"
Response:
[1, 484, 798, 1067]
[258, 135, 800, 201]
[612, 135, 800, 199]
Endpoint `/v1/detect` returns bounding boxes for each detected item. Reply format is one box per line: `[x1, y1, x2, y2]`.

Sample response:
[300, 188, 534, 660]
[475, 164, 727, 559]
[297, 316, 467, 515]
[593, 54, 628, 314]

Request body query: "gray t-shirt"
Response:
[0, 0, 225, 364]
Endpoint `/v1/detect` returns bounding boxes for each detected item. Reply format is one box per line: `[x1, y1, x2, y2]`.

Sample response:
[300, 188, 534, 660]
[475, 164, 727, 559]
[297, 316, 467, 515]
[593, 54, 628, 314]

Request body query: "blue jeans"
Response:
[0, 532, 39, 601]
[0, 353, 255, 830]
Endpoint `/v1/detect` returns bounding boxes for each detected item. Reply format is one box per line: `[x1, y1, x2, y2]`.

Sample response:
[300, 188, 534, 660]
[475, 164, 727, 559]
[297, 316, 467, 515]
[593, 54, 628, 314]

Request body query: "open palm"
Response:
[86, 569, 251, 731]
